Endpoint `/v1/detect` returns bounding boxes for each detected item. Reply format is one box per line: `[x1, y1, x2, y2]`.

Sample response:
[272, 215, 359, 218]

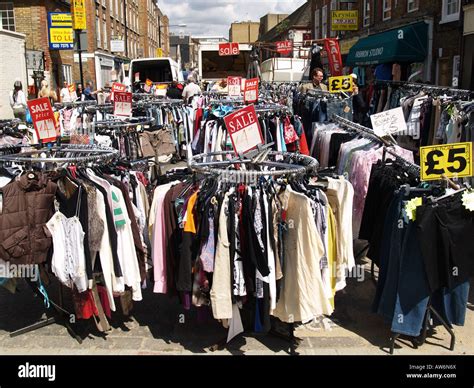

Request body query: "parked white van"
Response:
[125, 57, 184, 93]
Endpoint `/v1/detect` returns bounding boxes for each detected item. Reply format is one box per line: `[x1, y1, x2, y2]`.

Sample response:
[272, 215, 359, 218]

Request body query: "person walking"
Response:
[38, 80, 58, 104]
[9, 80, 27, 121]
[182, 77, 201, 103]
[60, 81, 72, 103]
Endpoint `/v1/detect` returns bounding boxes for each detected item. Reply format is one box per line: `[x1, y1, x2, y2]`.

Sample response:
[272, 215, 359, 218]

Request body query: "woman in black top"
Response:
[166, 81, 183, 99]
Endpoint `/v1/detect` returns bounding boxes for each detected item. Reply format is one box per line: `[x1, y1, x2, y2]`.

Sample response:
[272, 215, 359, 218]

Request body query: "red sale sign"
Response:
[276, 41, 293, 55]
[244, 78, 259, 104]
[219, 42, 240, 56]
[323, 38, 343, 76]
[27, 97, 58, 143]
[224, 104, 264, 155]
[112, 82, 127, 93]
[114, 91, 132, 117]
[227, 76, 242, 97]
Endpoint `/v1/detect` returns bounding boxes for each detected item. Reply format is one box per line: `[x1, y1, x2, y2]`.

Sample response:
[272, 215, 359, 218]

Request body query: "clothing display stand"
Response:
[327, 118, 459, 354]
[190, 148, 319, 352]
[0, 144, 119, 342]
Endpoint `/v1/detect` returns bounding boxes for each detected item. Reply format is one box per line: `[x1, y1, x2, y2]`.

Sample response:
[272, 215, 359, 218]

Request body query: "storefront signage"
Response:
[276, 41, 293, 55]
[323, 38, 343, 76]
[48, 13, 73, 50]
[340, 37, 359, 55]
[420, 142, 473, 181]
[219, 43, 240, 56]
[114, 92, 133, 118]
[331, 10, 359, 31]
[244, 78, 259, 104]
[71, 0, 87, 30]
[328, 75, 353, 93]
[224, 105, 264, 155]
[110, 39, 125, 53]
[370, 107, 407, 137]
[27, 98, 58, 143]
[227, 76, 242, 97]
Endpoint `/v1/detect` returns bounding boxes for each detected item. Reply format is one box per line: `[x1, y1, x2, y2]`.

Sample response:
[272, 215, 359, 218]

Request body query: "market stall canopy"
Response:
[346, 22, 428, 66]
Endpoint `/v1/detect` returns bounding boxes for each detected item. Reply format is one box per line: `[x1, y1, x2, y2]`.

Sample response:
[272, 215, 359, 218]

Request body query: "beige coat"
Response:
[273, 187, 333, 323]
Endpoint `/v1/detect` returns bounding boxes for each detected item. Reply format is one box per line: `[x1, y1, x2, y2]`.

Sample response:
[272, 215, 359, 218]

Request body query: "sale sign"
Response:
[219, 42, 240, 56]
[27, 97, 58, 143]
[244, 78, 259, 104]
[227, 76, 242, 97]
[276, 41, 293, 55]
[224, 104, 264, 155]
[114, 91, 132, 117]
[323, 38, 343, 76]
[112, 82, 126, 93]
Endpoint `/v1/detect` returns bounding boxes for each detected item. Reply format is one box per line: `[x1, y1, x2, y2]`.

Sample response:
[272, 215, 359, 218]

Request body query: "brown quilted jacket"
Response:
[0, 173, 57, 264]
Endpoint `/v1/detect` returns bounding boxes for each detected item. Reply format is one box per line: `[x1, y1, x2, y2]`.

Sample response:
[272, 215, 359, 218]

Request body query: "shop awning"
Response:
[346, 22, 428, 66]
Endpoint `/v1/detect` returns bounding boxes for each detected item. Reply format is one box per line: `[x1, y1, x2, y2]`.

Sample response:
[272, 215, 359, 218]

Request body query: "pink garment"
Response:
[152, 185, 174, 293]
[349, 146, 414, 238]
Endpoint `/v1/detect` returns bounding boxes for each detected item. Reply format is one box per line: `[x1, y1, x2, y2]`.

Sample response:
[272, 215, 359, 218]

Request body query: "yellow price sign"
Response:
[420, 142, 473, 181]
[71, 0, 86, 30]
[156, 48, 163, 57]
[328, 75, 353, 93]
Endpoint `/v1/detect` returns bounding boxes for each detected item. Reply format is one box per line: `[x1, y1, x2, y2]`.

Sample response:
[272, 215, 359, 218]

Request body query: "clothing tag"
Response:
[343, 106, 351, 113]
[404, 197, 423, 221]
[0, 193, 3, 215]
[28, 173, 35, 179]
[462, 191, 474, 212]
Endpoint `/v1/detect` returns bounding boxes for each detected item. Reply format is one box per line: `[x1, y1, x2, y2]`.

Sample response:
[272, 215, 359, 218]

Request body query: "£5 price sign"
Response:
[244, 78, 259, 104]
[420, 142, 473, 181]
[27, 97, 58, 143]
[328, 75, 353, 93]
[114, 91, 132, 118]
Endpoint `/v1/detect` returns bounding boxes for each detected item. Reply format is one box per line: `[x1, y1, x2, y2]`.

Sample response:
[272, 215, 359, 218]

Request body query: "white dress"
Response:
[47, 211, 88, 293]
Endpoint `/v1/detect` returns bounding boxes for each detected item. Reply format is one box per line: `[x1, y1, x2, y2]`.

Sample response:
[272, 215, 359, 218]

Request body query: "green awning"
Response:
[346, 22, 428, 66]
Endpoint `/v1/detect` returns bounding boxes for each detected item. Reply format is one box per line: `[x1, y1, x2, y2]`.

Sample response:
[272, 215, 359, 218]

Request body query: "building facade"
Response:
[311, 0, 465, 86]
[259, 13, 289, 39]
[170, 34, 196, 70]
[2, 0, 170, 96]
[229, 21, 260, 43]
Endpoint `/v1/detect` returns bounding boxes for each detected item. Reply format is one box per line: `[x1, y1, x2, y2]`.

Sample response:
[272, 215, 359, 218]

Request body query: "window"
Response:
[383, 0, 391, 21]
[114, 0, 119, 18]
[363, 0, 371, 27]
[96, 16, 101, 47]
[407, 0, 418, 12]
[103, 19, 108, 49]
[62, 65, 72, 84]
[314, 9, 320, 39]
[0, 2, 15, 31]
[441, 0, 460, 23]
[322, 5, 327, 38]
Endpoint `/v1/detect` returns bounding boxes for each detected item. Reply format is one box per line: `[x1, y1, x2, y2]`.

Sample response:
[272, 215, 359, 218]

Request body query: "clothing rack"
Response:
[0, 145, 123, 343]
[332, 114, 395, 146]
[374, 80, 473, 100]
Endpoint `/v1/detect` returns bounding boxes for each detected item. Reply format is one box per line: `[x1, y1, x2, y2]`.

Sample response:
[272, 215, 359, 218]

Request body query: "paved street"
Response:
[1, 258, 472, 356]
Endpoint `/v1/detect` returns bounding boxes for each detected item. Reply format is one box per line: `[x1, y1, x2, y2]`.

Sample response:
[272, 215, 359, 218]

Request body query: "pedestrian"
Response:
[351, 74, 370, 127]
[38, 80, 58, 104]
[182, 77, 201, 104]
[83, 82, 97, 101]
[299, 67, 328, 94]
[76, 83, 84, 101]
[9, 80, 27, 121]
[60, 81, 72, 103]
[166, 81, 183, 99]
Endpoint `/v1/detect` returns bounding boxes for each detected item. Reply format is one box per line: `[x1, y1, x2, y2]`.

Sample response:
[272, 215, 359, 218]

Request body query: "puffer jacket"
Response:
[0, 172, 57, 264]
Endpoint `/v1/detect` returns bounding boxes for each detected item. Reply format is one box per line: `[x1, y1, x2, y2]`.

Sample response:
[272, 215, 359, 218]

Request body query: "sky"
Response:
[159, 0, 307, 38]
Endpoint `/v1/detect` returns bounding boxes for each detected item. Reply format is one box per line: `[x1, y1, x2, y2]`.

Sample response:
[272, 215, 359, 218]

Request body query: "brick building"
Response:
[6, 0, 74, 97]
[229, 22, 260, 43]
[310, 0, 465, 86]
[139, 0, 169, 59]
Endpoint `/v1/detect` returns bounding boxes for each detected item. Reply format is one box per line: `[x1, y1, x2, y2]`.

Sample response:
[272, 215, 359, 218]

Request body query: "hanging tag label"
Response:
[224, 104, 264, 155]
[370, 107, 408, 137]
[0, 193, 3, 215]
[462, 191, 474, 212]
[113, 91, 132, 118]
[27, 97, 58, 143]
[420, 142, 473, 181]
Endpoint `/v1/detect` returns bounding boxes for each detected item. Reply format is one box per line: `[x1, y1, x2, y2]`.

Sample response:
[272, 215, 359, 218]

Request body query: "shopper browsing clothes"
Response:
[9, 80, 27, 121]
[299, 67, 328, 94]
